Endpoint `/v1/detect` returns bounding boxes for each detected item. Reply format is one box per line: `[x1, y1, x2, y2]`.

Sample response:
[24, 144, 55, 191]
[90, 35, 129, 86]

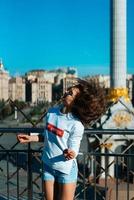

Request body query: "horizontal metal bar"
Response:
[0, 127, 134, 134]
[0, 127, 44, 133]
[90, 152, 134, 157]
[85, 129, 134, 135]
[0, 149, 134, 157]
[0, 149, 42, 153]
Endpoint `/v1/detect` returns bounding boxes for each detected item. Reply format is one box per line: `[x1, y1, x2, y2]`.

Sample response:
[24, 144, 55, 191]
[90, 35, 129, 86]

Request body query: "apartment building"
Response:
[9, 76, 25, 101]
[37, 77, 52, 103]
[0, 60, 9, 101]
[27, 69, 56, 83]
[26, 77, 52, 103]
[26, 67, 78, 102]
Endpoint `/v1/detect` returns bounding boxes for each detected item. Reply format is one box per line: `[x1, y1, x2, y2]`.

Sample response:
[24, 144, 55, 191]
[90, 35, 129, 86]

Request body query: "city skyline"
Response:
[0, 0, 134, 77]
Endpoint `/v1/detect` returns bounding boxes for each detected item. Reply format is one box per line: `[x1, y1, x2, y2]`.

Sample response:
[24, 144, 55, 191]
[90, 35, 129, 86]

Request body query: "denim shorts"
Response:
[43, 161, 78, 184]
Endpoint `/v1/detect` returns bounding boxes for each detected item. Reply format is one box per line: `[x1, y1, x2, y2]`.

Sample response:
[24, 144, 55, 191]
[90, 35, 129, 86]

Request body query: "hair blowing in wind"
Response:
[71, 79, 108, 125]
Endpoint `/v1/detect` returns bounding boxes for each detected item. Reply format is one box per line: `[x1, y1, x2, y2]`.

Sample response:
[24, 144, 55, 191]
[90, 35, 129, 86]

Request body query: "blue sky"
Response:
[0, 0, 134, 77]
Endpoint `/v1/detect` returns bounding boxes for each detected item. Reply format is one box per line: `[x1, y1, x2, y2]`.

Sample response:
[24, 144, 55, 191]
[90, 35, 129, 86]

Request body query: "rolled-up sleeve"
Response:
[67, 122, 84, 157]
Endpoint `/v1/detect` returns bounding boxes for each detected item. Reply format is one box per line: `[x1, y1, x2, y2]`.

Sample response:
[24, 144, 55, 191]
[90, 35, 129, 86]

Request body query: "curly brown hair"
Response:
[71, 79, 108, 125]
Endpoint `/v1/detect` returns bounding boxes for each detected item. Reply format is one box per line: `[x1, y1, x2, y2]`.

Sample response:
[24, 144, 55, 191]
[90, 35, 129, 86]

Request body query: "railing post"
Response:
[27, 132, 33, 200]
[115, 156, 119, 200]
[126, 156, 130, 200]
[83, 153, 86, 200]
[94, 155, 97, 200]
[17, 152, 20, 199]
[7, 151, 9, 200]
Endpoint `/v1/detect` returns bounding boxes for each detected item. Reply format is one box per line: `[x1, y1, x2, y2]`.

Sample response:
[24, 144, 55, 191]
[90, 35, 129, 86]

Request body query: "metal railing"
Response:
[1, 128, 134, 200]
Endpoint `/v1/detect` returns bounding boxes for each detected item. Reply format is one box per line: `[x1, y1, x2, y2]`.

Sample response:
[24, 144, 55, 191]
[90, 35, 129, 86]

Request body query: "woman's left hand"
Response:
[63, 149, 76, 160]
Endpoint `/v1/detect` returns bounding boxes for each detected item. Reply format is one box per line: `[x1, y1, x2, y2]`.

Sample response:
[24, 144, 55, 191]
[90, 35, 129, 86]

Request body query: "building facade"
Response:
[26, 77, 52, 104]
[0, 60, 9, 101]
[9, 76, 25, 101]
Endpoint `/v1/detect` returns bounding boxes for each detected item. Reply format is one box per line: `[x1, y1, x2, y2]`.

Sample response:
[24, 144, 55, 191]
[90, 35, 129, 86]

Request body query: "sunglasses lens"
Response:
[68, 91, 73, 96]
[63, 90, 73, 98]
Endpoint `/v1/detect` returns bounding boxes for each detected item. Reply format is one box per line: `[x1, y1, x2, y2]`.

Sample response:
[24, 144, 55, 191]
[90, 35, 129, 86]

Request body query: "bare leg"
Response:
[44, 180, 54, 200]
[59, 182, 76, 200]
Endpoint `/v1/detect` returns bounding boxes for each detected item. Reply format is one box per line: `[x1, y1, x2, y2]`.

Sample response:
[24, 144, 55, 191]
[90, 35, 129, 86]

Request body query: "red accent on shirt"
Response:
[47, 123, 64, 137]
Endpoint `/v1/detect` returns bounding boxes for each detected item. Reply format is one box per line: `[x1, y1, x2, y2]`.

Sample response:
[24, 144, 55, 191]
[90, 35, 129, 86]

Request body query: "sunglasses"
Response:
[63, 90, 73, 98]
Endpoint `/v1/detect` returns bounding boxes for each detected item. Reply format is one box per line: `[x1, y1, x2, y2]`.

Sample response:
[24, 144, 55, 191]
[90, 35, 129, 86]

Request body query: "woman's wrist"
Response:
[31, 135, 40, 142]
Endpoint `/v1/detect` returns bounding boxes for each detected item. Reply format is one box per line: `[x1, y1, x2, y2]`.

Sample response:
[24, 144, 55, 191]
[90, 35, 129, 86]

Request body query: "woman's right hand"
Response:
[17, 134, 31, 144]
[63, 149, 76, 160]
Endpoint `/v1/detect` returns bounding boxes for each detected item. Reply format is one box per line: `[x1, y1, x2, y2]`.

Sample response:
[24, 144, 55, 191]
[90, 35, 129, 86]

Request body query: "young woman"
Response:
[17, 79, 107, 200]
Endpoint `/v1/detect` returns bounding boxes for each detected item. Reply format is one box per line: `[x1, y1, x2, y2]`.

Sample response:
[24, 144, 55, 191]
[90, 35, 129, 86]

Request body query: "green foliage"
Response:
[13, 100, 26, 109]
[0, 100, 13, 119]
[30, 101, 51, 116]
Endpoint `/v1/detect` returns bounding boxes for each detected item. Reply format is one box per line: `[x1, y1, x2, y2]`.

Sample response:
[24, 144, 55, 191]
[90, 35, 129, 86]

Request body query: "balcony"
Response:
[1, 99, 134, 199]
[1, 128, 134, 200]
